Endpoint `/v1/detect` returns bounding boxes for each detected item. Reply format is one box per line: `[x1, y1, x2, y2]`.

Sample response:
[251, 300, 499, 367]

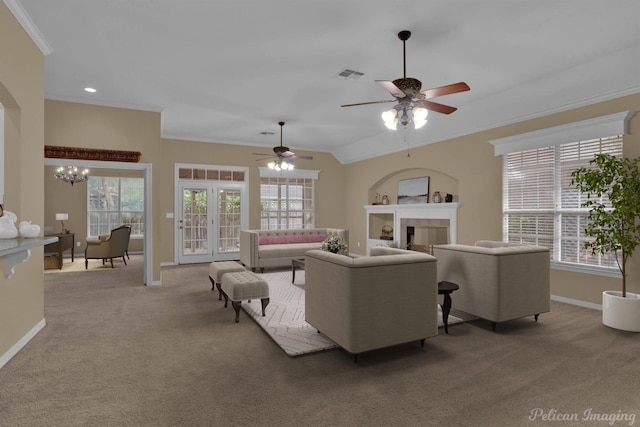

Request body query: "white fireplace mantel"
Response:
[364, 203, 459, 254]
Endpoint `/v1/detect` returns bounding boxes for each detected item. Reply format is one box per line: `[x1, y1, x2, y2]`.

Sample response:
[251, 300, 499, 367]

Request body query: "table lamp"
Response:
[55, 213, 69, 233]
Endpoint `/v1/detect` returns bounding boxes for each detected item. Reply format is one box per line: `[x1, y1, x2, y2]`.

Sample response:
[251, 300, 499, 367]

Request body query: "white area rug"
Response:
[241, 270, 464, 357]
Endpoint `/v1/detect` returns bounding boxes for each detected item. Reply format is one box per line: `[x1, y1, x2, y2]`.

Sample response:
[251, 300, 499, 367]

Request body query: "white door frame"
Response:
[174, 163, 248, 264]
[44, 158, 153, 285]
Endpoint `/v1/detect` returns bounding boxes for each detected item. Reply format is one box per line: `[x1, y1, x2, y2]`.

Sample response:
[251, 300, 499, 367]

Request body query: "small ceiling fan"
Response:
[341, 30, 470, 130]
[253, 122, 313, 170]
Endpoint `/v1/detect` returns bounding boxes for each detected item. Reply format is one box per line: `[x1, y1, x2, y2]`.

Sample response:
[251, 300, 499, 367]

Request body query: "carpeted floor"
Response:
[44, 254, 131, 273]
[2, 258, 640, 426]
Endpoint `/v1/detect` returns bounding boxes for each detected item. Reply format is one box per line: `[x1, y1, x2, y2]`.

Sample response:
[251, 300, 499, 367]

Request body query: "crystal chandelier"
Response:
[55, 166, 89, 186]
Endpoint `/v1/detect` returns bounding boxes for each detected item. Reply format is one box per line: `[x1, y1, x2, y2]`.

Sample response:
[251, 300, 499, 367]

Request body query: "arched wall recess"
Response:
[367, 167, 459, 205]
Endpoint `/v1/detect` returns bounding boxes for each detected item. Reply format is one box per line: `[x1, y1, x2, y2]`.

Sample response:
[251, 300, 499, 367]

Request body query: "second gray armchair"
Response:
[84, 225, 131, 269]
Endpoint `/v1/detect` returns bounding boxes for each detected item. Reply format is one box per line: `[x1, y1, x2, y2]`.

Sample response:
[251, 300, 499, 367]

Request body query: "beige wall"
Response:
[3, 0, 639, 364]
[44, 100, 161, 280]
[43, 104, 345, 269]
[158, 139, 345, 263]
[344, 93, 640, 305]
[0, 3, 45, 357]
[44, 94, 640, 307]
[44, 166, 145, 253]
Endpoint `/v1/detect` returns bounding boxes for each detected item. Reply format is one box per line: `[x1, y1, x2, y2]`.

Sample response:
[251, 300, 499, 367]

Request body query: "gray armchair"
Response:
[84, 225, 131, 269]
[305, 247, 438, 361]
[433, 240, 550, 330]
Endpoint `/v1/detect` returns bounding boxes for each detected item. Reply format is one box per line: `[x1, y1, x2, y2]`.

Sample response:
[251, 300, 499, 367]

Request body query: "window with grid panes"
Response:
[504, 136, 623, 271]
[260, 176, 315, 229]
[88, 176, 144, 237]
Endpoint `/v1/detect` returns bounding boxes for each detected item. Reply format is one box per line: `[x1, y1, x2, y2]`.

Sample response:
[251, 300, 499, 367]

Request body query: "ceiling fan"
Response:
[253, 122, 313, 170]
[341, 30, 470, 130]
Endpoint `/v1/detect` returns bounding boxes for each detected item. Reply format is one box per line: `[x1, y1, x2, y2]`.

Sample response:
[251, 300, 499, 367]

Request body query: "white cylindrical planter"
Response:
[602, 291, 640, 332]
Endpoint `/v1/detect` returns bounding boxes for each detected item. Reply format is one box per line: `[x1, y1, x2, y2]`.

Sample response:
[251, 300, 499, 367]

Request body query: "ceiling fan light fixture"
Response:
[268, 159, 294, 171]
[382, 109, 398, 130]
[412, 106, 428, 129]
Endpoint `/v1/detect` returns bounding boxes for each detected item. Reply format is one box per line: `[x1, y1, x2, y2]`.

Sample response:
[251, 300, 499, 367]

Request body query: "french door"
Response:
[177, 182, 245, 264]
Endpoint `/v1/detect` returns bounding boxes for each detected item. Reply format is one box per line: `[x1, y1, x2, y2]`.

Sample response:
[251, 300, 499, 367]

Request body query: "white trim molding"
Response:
[3, 0, 52, 55]
[258, 167, 320, 180]
[551, 295, 602, 311]
[0, 318, 46, 370]
[489, 111, 636, 156]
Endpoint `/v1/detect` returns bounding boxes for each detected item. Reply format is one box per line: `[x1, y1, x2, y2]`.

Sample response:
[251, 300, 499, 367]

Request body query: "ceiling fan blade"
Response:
[376, 80, 405, 97]
[292, 155, 313, 160]
[255, 156, 275, 162]
[421, 82, 470, 99]
[417, 100, 458, 115]
[252, 152, 272, 156]
[341, 99, 396, 107]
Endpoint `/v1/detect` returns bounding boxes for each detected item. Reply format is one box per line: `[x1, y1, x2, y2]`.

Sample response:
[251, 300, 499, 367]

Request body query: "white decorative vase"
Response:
[19, 220, 41, 238]
[602, 291, 640, 332]
[0, 212, 18, 239]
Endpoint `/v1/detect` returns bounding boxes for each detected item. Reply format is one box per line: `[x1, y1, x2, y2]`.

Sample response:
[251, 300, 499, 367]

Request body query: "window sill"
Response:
[551, 261, 621, 278]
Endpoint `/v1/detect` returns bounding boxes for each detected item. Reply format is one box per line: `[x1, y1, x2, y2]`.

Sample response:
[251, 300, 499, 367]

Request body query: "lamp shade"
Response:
[382, 109, 398, 130]
[55, 213, 69, 221]
[412, 107, 428, 129]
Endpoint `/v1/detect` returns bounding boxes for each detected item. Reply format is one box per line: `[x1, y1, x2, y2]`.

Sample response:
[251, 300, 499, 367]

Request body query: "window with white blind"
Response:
[503, 136, 623, 272]
[88, 176, 145, 237]
[258, 167, 319, 230]
[260, 176, 315, 229]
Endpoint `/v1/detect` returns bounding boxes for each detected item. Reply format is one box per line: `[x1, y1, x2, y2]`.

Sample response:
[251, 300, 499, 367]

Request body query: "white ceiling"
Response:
[11, 0, 640, 164]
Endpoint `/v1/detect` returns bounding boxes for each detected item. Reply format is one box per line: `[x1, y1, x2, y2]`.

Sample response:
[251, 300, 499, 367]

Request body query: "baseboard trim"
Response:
[0, 318, 46, 370]
[551, 294, 602, 311]
[160, 261, 177, 267]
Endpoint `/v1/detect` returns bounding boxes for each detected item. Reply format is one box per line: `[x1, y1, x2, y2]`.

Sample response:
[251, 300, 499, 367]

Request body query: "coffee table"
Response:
[438, 281, 459, 334]
[291, 258, 305, 283]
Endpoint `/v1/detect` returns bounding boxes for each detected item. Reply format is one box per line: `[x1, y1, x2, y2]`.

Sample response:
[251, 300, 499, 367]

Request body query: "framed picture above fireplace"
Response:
[397, 176, 430, 204]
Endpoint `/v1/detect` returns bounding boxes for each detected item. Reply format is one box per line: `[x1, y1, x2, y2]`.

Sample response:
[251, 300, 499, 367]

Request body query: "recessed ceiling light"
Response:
[84, 87, 97, 93]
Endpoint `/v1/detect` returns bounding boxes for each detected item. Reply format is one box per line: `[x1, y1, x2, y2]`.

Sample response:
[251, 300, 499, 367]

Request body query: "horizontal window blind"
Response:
[260, 177, 315, 230]
[504, 135, 622, 269]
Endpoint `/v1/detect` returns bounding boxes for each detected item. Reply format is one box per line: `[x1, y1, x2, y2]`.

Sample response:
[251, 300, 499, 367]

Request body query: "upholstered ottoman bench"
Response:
[208, 261, 246, 300]
[220, 271, 270, 323]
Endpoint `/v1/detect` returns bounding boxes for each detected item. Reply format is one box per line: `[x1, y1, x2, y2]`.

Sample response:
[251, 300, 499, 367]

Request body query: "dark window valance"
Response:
[44, 145, 141, 163]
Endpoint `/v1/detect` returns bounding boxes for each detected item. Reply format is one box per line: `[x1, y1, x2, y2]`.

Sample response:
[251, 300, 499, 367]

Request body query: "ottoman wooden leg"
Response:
[209, 276, 215, 291]
[231, 301, 241, 323]
[261, 298, 270, 316]
[216, 283, 223, 300]
[222, 291, 229, 308]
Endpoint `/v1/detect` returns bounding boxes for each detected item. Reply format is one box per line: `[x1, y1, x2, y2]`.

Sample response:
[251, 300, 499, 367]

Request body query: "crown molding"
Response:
[3, 0, 52, 55]
[489, 111, 636, 156]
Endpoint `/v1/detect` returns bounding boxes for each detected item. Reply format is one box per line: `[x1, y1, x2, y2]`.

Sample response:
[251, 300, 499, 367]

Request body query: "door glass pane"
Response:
[182, 189, 208, 255]
[218, 189, 241, 253]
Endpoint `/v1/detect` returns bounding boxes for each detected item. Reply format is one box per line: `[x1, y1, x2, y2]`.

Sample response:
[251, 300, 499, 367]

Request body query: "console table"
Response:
[44, 233, 75, 269]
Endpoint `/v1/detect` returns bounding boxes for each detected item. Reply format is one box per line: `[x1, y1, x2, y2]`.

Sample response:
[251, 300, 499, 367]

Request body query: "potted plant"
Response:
[571, 153, 640, 332]
[321, 235, 348, 254]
